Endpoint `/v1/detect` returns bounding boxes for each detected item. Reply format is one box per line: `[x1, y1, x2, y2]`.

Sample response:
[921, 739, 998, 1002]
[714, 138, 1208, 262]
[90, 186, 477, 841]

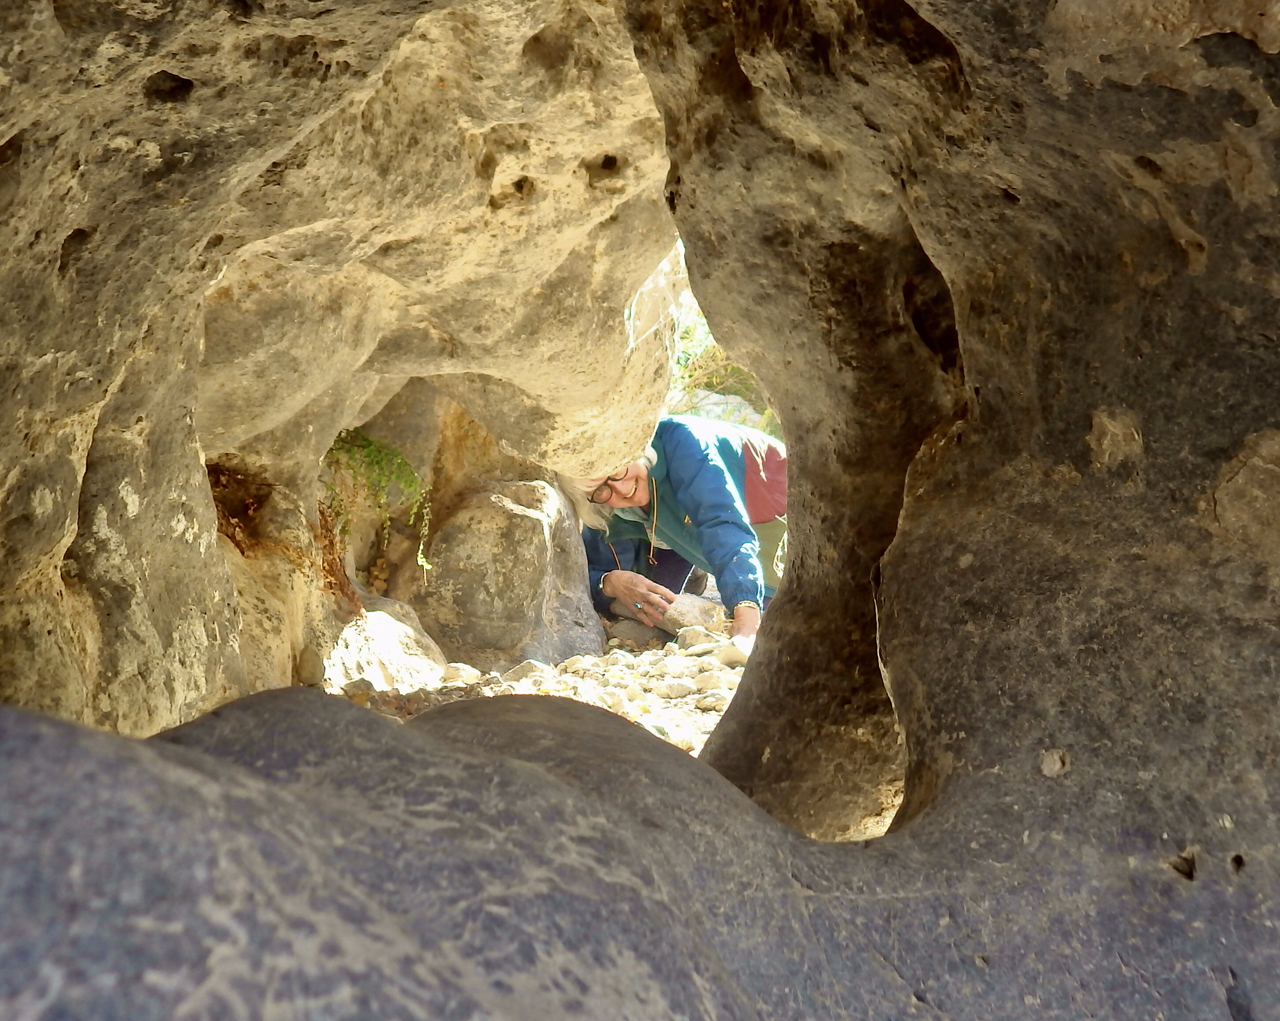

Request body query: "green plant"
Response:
[628, 240, 782, 438]
[667, 298, 782, 439]
[322, 428, 432, 574]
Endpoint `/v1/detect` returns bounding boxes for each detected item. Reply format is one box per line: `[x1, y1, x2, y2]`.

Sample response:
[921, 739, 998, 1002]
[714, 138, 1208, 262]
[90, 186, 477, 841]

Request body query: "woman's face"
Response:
[586, 461, 650, 509]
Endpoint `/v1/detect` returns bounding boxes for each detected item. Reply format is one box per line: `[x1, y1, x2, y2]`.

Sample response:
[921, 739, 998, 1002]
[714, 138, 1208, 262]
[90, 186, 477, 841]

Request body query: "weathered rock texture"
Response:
[4, 0, 1280, 1013]
[3, 690, 1277, 1018]
[416, 478, 606, 670]
[0, 0, 674, 732]
[621, 0, 1280, 847]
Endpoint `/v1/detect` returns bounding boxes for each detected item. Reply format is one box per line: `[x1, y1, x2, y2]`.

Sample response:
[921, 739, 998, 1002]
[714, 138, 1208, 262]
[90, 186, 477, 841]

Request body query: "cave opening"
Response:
[288, 238, 908, 844]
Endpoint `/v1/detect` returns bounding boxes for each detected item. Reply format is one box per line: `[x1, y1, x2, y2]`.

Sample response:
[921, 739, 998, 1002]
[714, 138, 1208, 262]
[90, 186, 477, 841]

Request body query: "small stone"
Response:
[695, 669, 732, 691]
[501, 660, 554, 685]
[342, 678, 376, 697]
[294, 645, 325, 687]
[444, 662, 482, 683]
[696, 692, 728, 711]
[682, 642, 723, 657]
[1040, 748, 1071, 777]
[713, 642, 750, 668]
[657, 655, 702, 678]
[676, 625, 719, 649]
[652, 680, 696, 699]
[403, 688, 431, 710]
[561, 655, 589, 672]
[604, 651, 632, 667]
[602, 690, 625, 713]
[623, 684, 644, 700]
[654, 593, 722, 634]
[673, 736, 696, 752]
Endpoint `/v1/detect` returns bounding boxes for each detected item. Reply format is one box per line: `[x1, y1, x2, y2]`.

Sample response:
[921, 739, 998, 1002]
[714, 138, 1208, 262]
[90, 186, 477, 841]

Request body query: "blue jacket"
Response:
[583, 416, 786, 612]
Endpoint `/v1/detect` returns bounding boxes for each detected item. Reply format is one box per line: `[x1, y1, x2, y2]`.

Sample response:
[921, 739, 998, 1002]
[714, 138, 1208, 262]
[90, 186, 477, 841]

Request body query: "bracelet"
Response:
[732, 600, 761, 612]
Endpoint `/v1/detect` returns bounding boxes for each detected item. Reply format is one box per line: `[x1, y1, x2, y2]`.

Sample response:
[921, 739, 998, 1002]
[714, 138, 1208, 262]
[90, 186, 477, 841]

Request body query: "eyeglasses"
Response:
[588, 471, 629, 504]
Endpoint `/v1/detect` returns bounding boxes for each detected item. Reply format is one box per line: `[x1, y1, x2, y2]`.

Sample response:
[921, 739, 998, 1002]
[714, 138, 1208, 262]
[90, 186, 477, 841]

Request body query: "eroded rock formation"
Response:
[2, 0, 1280, 1014]
[1, 0, 673, 732]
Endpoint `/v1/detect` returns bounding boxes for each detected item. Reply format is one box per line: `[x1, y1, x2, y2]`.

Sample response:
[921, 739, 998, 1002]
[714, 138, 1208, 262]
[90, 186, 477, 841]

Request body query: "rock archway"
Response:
[2, 0, 1279, 1014]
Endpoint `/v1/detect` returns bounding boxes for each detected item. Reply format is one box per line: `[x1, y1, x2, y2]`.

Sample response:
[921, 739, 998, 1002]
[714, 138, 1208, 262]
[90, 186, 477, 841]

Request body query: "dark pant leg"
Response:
[648, 547, 694, 594]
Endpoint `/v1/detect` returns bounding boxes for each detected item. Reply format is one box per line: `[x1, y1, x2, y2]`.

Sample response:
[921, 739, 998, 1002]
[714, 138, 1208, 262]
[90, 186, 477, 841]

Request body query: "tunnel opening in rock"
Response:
[208, 462, 276, 555]
[6, 0, 1280, 1008]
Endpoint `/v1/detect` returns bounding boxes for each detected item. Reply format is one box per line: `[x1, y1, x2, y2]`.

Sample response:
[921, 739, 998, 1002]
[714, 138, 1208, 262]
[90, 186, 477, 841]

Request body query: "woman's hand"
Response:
[601, 571, 676, 627]
[728, 602, 761, 639]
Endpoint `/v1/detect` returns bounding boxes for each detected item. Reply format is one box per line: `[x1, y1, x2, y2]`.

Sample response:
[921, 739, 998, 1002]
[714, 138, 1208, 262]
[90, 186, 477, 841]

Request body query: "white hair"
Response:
[558, 445, 657, 532]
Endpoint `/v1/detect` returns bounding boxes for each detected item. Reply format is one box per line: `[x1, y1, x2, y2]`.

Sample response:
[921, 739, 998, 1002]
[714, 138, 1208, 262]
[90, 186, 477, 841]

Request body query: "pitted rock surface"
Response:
[0, 0, 673, 733]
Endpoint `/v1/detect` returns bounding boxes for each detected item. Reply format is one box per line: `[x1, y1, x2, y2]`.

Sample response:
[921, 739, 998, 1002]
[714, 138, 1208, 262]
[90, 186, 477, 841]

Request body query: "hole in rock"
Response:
[523, 25, 573, 71]
[1231, 853, 1245, 873]
[0, 131, 22, 220]
[208, 462, 275, 555]
[143, 70, 195, 103]
[310, 241, 904, 845]
[580, 152, 627, 187]
[57, 227, 95, 276]
[1165, 848, 1197, 881]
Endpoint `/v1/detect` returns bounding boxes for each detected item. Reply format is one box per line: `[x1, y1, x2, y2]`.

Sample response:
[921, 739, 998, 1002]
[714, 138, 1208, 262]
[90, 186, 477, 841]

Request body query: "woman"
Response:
[564, 415, 786, 638]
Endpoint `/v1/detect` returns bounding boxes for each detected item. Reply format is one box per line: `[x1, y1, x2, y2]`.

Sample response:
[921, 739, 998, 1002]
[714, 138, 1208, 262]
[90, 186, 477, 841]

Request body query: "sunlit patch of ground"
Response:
[319, 611, 900, 838]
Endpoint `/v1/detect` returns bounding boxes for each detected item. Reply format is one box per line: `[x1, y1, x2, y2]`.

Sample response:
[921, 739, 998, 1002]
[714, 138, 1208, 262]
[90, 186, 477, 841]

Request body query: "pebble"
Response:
[677, 625, 720, 648]
[652, 680, 696, 699]
[444, 662, 482, 683]
[502, 660, 554, 684]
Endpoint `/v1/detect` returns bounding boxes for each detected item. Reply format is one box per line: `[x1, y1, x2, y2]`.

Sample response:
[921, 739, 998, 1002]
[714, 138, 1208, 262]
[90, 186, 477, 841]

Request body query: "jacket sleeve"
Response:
[581, 527, 641, 614]
[660, 423, 765, 609]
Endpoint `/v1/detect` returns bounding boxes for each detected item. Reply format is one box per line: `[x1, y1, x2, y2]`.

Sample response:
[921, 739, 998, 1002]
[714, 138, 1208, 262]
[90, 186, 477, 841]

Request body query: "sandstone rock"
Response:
[676, 626, 719, 649]
[414, 481, 605, 671]
[654, 594, 723, 634]
[501, 660, 555, 686]
[0, 0, 672, 733]
[5, 690, 1275, 1019]
[324, 604, 447, 694]
[608, 618, 670, 646]
[696, 693, 728, 712]
[651, 680, 696, 700]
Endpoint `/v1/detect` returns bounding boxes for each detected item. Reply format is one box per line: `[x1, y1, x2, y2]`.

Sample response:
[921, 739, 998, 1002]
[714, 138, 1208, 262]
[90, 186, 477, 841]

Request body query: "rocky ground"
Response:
[321, 607, 904, 839]
[329, 623, 747, 757]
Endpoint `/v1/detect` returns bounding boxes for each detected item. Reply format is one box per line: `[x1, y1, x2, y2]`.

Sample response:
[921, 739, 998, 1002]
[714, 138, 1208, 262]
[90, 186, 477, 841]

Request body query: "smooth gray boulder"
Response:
[0, 688, 1275, 1019]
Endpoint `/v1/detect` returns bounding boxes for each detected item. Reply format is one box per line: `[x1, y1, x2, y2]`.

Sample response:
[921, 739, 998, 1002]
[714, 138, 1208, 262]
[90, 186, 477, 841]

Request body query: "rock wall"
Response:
[0, 0, 674, 733]
[3, 0, 1280, 1012]
[618, 0, 1280, 842]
